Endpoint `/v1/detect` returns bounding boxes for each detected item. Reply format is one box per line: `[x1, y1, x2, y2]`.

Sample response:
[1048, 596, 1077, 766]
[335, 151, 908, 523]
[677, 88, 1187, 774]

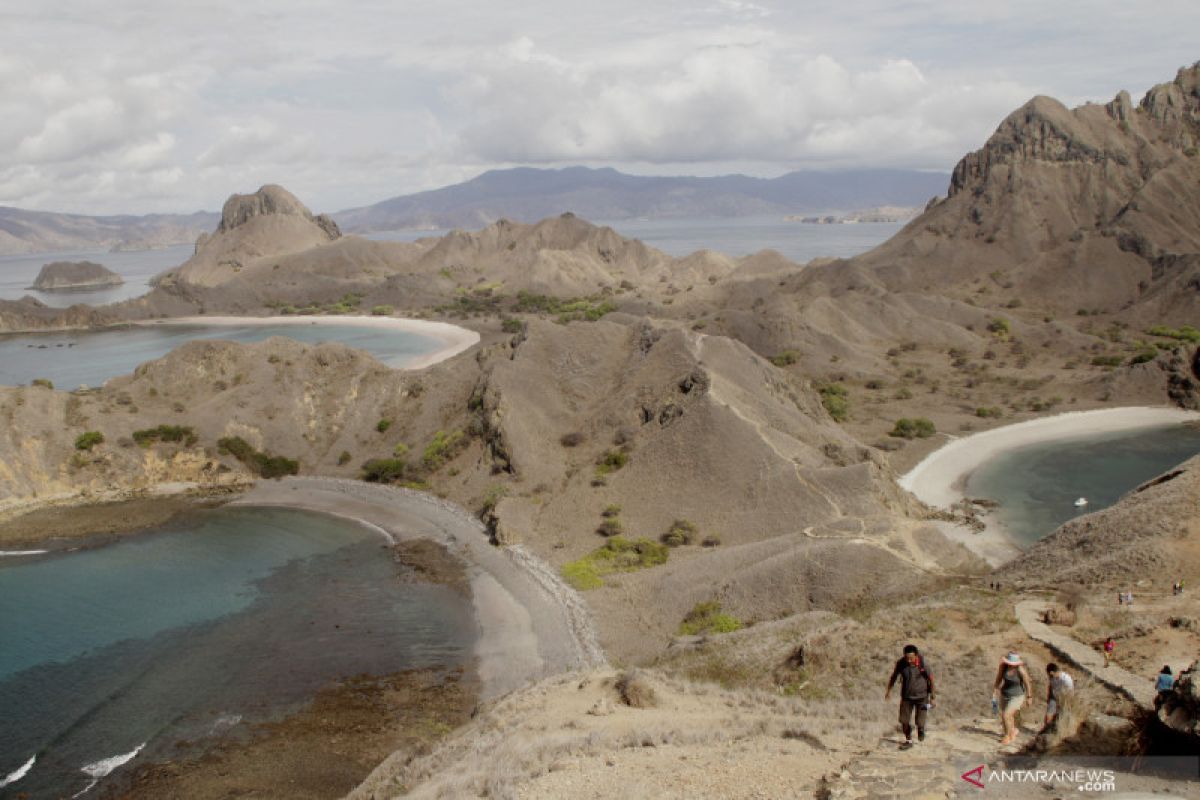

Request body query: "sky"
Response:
[1, 1, 1197, 215]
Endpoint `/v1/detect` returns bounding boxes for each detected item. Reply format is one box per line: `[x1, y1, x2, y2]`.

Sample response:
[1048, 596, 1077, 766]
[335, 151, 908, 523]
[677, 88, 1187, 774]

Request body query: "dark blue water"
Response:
[365, 216, 903, 263]
[0, 321, 441, 389]
[0, 506, 475, 798]
[0, 244, 193, 307]
[965, 424, 1200, 546]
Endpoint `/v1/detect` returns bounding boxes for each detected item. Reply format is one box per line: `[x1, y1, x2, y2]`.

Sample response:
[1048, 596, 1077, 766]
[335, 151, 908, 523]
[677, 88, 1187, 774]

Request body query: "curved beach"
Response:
[898, 407, 1200, 564]
[136, 315, 480, 370]
[230, 477, 606, 701]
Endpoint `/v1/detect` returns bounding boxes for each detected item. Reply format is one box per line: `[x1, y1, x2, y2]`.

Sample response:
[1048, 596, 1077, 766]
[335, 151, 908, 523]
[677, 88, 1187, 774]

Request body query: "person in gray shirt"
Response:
[885, 643, 935, 748]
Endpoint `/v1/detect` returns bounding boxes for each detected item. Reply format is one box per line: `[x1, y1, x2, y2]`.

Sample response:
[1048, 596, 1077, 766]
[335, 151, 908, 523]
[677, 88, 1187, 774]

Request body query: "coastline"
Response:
[135, 314, 481, 370]
[229, 477, 606, 700]
[899, 407, 1200, 565]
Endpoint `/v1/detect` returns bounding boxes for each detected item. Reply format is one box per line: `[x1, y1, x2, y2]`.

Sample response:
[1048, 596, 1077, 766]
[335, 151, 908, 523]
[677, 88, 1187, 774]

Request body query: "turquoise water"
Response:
[0, 321, 441, 389]
[0, 506, 475, 797]
[965, 424, 1200, 546]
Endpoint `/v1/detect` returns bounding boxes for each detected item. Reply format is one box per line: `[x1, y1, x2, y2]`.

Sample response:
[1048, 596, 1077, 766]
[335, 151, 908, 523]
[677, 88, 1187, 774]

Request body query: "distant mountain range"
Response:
[0, 166, 948, 255]
[0, 207, 218, 256]
[332, 167, 949, 232]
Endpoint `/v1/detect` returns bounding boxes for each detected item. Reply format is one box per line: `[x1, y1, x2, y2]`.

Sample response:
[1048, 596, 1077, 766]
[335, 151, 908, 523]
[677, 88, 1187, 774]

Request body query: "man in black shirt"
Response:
[884, 643, 935, 748]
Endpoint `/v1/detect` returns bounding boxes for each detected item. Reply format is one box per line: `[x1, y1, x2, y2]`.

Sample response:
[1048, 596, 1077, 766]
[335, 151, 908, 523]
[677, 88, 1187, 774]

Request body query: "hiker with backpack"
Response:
[884, 644, 935, 749]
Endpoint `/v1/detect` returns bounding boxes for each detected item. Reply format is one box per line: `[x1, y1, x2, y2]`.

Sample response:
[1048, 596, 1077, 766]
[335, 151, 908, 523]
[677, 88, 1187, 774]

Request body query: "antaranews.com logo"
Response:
[961, 764, 1117, 793]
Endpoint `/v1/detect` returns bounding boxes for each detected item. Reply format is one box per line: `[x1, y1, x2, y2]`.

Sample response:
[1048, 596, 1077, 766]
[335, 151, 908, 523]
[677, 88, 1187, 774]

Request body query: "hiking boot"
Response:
[900, 740, 913, 750]
[917, 730, 926, 742]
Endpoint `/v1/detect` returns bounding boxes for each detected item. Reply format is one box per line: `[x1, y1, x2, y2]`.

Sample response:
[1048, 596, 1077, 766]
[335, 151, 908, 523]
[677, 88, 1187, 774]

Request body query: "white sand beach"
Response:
[899, 407, 1200, 565]
[136, 315, 480, 370]
[231, 477, 606, 701]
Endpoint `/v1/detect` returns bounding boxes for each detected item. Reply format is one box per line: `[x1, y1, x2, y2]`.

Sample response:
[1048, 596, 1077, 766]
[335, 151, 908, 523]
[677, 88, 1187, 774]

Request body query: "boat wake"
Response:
[0, 754, 35, 788]
[0, 549, 49, 557]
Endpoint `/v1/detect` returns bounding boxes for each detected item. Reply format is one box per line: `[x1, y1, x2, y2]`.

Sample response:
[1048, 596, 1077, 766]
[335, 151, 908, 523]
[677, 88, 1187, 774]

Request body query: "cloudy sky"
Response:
[2, 1, 1197, 215]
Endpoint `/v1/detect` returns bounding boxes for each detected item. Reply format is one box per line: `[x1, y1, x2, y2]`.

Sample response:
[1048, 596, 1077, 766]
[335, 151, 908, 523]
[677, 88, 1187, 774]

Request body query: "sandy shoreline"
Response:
[231, 477, 606, 701]
[135, 314, 480, 370]
[899, 407, 1200, 565]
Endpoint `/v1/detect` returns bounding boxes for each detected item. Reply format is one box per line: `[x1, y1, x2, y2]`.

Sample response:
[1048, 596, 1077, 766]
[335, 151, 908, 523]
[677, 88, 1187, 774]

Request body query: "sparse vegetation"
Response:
[371, 304, 394, 316]
[701, 533, 722, 547]
[500, 317, 526, 334]
[361, 457, 410, 483]
[513, 291, 616, 322]
[816, 382, 849, 422]
[560, 536, 669, 590]
[559, 431, 585, 447]
[132, 425, 198, 447]
[376, 418, 392, 433]
[217, 436, 299, 478]
[769, 350, 800, 367]
[679, 601, 743, 636]
[595, 448, 628, 476]
[601, 503, 622, 518]
[975, 406, 1003, 418]
[661, 519, 696, 547]
[31, 378, 53, 389]
[74, 431, 104, 451]
[889, 417, 936, 439]
[1090, 355, 1122, 367]
[422, 429, 466, 470]
[1147, 325, 1200, 343]
[338, 450, 352, 465]
[596, 517, 624, 537]
[987, 317, 1011, 338]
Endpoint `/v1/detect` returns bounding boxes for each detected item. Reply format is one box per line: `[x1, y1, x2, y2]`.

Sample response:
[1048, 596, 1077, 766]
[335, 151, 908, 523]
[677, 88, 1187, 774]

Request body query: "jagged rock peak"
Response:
[216, 184, 341, 240]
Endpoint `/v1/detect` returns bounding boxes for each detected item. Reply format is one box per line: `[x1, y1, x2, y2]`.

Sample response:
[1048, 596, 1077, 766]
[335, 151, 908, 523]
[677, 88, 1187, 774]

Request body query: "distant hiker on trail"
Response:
[885, 644, 935, 749]
[1154, 666, 1175, 710]
[1102, 637, 1115, 667]
[992, 651, 1032, 746]
[1044, 663, 1074, 727]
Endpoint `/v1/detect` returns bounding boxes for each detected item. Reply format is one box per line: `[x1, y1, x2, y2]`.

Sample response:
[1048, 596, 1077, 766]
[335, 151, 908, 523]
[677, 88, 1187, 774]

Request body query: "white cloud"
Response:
[0, 1, 1196, 214]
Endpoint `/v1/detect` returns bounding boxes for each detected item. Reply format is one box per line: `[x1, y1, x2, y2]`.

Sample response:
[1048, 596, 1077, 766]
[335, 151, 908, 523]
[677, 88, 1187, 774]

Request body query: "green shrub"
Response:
[376, 418, 392, 433]
[1147, 325, 1200, 343]
[1090, 355, 1122, 367]
[481, 484, 508, 513]
[770, 350, 799, 367]
[560, 536, 669, 590]
[31, 378, 53, 389]
[361, 457, 409, 483]
[217, 436, 299, 478]
[601, 503, 622, 518]
[370, 304, 394, 316]
[500, 317, 526, 334]
[132, 425, 198, 447]
[679, 601, 743, 636]
[661, 519, 696, 547]
[975, 407, 1003, 419]
[816, 383, 849, 422]
[338, 450, 352, 466]
[596, 518, 624, 537]
[595, 449, 628, 476]
[422, 429, 465, 470]
[74, 431, 104, 451]
[987, 317, 1011, 338]
[1128, 349, 1157, 365]
[701, 534, 722, 547]
[889, 417, 936, 439]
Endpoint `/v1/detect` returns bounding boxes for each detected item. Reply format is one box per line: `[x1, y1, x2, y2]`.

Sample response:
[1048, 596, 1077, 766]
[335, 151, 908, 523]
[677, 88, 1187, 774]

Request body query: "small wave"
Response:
[0, 549, 48, 557]
[70, 743, 145, 797]
[81, 742, 145, 778]
[0, 754, 36, 788]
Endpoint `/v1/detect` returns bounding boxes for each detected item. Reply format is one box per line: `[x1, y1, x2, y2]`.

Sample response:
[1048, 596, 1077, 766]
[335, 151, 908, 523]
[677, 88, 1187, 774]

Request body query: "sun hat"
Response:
[1002, 652, 1023, 666]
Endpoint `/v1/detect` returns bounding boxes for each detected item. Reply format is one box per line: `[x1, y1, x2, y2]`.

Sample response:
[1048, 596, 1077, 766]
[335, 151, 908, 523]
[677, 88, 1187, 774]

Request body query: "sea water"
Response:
[0, 506, 475, 797]
[366, 216, 905, 263]
[0, 244, 193, 307]
[0, 322, 442, 389]
[964, 424, 1200, 546]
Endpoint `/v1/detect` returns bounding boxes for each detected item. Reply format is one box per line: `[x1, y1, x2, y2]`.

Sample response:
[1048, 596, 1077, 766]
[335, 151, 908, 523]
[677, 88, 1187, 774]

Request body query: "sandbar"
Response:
[899, 407, 1200, 565]
[135, 315, 480, 370]
[230, 477, 606, 701]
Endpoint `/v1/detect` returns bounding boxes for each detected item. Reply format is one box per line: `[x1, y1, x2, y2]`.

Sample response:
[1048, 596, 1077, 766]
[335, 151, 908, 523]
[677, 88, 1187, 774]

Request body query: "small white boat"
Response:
[1074, 497, 1089, 507]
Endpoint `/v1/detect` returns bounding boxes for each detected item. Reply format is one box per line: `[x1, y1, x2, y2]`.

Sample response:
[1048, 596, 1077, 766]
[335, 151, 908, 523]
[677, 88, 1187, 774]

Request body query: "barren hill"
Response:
[0, 206, 216, 255]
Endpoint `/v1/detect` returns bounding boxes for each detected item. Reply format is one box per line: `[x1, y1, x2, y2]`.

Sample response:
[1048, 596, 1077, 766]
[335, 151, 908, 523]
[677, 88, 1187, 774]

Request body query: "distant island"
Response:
[28, 260, 124, 291]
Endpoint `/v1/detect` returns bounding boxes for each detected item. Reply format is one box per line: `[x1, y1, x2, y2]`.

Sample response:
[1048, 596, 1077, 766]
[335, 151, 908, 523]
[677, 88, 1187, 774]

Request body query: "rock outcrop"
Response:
[28, 260, 124, 291]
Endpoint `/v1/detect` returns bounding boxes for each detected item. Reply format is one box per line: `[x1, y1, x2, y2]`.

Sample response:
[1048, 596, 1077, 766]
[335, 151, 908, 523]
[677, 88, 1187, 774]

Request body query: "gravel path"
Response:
[233, 477, 606, 700]
[1015, 599, 1155, 707]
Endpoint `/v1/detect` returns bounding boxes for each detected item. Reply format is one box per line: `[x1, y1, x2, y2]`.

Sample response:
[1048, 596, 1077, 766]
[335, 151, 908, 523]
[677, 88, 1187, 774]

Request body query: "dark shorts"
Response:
[899, 698, 929, 733]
